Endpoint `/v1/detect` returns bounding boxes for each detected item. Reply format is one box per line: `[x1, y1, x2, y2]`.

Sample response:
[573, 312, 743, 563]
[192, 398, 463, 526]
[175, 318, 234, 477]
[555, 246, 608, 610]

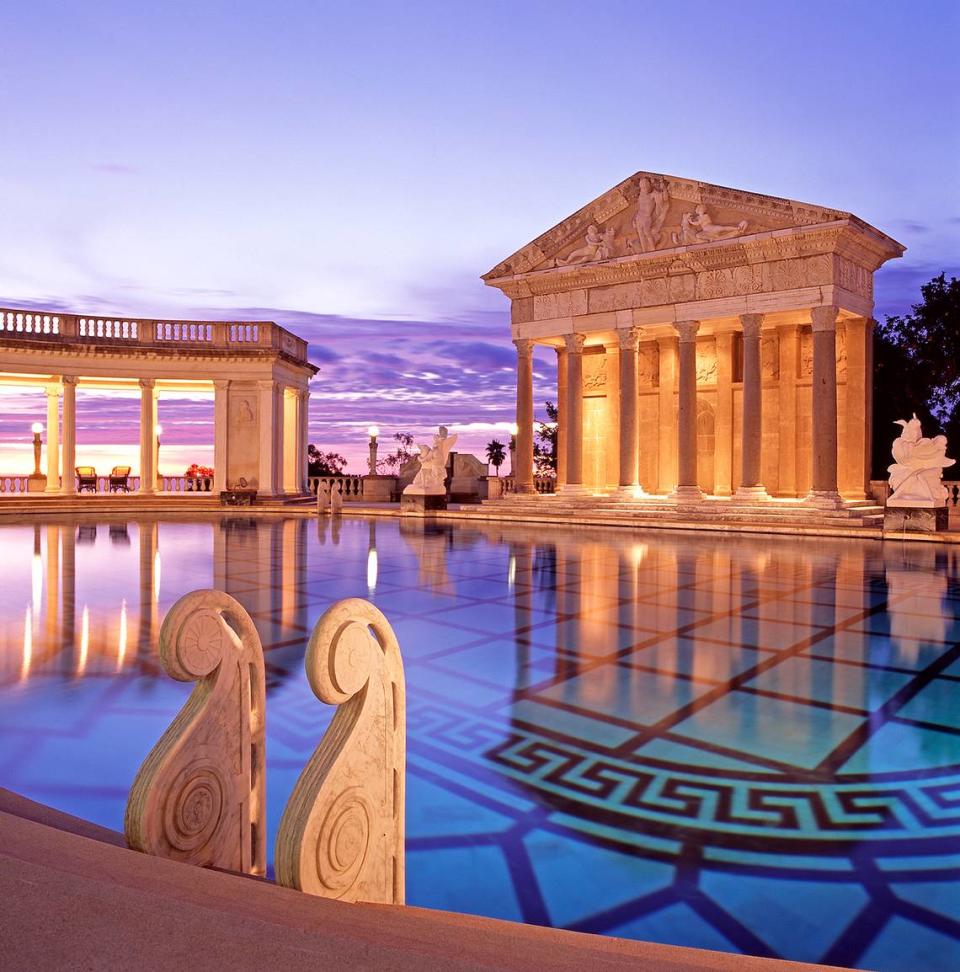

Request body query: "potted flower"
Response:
[185, 463, 214, 491]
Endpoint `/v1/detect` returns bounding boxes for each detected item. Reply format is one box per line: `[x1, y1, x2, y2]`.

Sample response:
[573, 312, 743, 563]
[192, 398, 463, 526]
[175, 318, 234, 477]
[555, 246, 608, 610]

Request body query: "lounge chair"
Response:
[76, 466, 98, 493]
[108, 465, 131, 492]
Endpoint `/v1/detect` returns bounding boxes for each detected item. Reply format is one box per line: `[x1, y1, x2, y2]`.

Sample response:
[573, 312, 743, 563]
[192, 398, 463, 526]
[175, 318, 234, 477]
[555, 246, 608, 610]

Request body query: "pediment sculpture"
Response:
[555, 224, 617, 267]
[887, 414, 955, 507]
[672, 205, 749, 246]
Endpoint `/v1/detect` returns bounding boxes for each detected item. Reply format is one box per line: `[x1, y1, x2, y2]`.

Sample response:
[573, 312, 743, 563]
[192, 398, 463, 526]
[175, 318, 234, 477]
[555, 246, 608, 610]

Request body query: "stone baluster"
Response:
[513, 339, 535, 493]
[807, 305, 842, 507]
[670, 321, 703, 502]
[618, 327, 641, 494]
[735, 313, 770, 501]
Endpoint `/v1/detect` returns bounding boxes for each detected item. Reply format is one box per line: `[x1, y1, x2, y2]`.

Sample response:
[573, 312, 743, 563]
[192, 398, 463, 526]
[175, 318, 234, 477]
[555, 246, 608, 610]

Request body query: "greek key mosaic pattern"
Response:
[2, 516, 960, 970]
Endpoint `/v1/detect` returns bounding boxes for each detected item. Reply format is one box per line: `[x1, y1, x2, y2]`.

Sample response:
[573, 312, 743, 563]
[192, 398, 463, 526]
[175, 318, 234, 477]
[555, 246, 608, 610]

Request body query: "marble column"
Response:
[299, 389, 310, 493]
[213, 379, 229, 493]
[138, 379, 157, 494]
[560, 333, 586, 493]
[258, 379, 278, 495]
[843, 317, 872, 500]
[657, 336, 678, 493]
[604, 340, 620, 488]
[670, 321, 702, 502]
[777, 324, 800, 496]
[514, 339, 535, 494]
[714, 328, 734, 496]
[807, 305, 842, 507]
[617, 327, 641, 494]
[61, 377, 77, 495]
[555, 346, 568, 487]
[735, 313, 770, 501]
[44, 383, 61, 493]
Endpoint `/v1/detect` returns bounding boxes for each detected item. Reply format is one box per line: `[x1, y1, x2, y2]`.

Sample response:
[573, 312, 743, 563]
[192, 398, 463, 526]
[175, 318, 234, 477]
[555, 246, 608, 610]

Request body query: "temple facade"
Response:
[484, 172, 905, 507]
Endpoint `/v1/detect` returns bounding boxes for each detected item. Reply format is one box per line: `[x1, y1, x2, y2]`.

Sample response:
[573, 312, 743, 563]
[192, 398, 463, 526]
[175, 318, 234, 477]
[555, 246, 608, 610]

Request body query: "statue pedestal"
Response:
[362, 475, 397, 503]
[27, 473, 47, 493]
[401, 492, 446, 514]
[884, 505, 948, 534]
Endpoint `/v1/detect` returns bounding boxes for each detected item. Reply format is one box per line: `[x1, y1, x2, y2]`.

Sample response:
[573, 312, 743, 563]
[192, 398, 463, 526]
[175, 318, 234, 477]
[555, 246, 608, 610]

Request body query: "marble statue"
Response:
[673, 204, 748, 245]
[124, 590, 266, 875]
[316, 480, 330, 515]
[330, 479, 343, 515]
[887, 414, 955, 506]
[275, 598, 405, 904]
[403, 426, 457, 495]
[631, 176, 670, 252]
[556, 224, 616, 266]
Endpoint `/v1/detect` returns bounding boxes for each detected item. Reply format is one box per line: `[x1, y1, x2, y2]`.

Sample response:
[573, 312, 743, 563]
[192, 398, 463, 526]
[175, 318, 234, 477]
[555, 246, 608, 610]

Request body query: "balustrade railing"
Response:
[161, 475, 214, 493]
[501, 475, 556, 495]
[308, 475, 363, 500]
[0, 305, 309, 364]
[0, 475, 30, 494]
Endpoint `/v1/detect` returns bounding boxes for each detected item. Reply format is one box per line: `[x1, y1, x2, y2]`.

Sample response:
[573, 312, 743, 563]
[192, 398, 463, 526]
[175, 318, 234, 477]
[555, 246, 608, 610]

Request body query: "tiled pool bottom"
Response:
[2, 516, 960, 970]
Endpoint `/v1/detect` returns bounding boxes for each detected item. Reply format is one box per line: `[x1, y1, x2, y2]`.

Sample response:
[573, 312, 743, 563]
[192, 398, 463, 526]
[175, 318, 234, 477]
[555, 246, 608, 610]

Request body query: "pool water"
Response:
[2, 515, 960, 970]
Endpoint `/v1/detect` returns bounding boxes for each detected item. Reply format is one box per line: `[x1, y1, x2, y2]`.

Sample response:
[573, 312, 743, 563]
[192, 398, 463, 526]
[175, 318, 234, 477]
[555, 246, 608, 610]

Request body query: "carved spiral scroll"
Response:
[124, 589, 266, 875]
[275, 598, 405, 904]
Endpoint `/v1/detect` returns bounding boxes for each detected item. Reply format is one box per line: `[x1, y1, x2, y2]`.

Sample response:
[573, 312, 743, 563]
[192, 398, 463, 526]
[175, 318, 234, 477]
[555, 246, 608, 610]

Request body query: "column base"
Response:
[557, 483, 589, 496]
[616, 484, 647, 499]
[669, 485, 704, 503]
[804, 489, 844, 509]
[513, 483, 537, 495]
[732, 485, 772, 505]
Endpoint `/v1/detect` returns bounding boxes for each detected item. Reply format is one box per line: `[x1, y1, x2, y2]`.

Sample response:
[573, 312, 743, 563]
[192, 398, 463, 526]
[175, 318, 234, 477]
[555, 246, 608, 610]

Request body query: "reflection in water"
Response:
[2, 517, 960, 971]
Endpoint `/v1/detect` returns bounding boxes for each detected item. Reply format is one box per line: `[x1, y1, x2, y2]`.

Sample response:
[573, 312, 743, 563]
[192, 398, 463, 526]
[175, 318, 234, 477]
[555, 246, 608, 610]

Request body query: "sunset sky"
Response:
[1, 0, 958, 474]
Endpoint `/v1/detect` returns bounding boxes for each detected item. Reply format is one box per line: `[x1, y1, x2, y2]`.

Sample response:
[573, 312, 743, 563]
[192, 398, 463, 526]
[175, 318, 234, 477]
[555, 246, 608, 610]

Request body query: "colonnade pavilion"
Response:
[0, 313, 317, 497]
[485, 171, 905, 511]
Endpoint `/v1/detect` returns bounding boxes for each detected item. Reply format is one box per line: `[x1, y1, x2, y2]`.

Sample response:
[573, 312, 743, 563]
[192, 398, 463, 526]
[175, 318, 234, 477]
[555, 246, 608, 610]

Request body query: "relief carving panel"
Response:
[638, 344, 659, 387]
[583, 353, 608, 394]
[696, 340, 718, 385]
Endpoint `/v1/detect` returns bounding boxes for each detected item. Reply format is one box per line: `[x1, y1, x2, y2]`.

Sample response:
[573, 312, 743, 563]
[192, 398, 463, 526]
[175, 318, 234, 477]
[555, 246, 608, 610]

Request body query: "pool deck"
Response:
[1, 493, 958, 543]
[0, 788, 839, 972]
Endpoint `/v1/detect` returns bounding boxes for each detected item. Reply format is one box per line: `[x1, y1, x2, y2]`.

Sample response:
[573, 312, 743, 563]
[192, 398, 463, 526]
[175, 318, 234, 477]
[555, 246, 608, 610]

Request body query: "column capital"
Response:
[563, 333, 586, 354]
[138, 378, 156, 390]
[513, 338, 534, 359]
[62, 375, 78, 387]
[617, 326, 642, 351]
[257, 379, 279, 391]
[811, 305, 838, 332]
[213, 378, 231, 391]
[739, 313, 764, 338]
[44, 382, 63, 398]
[674, 320, 699, 343]
[554, 344, 567, 358]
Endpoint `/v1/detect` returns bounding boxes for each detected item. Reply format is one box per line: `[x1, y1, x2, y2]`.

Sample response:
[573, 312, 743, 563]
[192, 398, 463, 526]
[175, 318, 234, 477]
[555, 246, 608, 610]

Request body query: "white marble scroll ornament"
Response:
[275, 598, 405, 904]
[888, 414, 955, 507]
[124, 590, 266, 875]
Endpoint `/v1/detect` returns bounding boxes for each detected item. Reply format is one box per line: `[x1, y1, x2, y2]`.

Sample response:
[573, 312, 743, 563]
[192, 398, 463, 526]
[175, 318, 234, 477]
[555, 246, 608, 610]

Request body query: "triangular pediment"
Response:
[482, 171, 898, 280]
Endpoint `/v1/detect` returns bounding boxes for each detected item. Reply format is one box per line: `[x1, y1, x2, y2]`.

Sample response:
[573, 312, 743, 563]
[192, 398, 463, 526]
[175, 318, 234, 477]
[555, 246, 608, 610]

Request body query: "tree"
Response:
[485, 439, 506, 475]
[378, 431, 417, 473]
[873, 272, 960, 478]
[533, 401, 558, 475]
[307, 445, 347, 477]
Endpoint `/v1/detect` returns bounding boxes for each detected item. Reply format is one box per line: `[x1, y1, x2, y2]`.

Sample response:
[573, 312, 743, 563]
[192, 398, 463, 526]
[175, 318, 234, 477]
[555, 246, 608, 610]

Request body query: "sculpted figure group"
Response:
[553, 177, 751, 267]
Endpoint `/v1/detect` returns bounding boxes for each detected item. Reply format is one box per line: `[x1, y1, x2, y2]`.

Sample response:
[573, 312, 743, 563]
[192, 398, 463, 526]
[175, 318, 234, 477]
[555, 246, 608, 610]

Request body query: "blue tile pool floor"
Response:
[2, 515, 960, 970]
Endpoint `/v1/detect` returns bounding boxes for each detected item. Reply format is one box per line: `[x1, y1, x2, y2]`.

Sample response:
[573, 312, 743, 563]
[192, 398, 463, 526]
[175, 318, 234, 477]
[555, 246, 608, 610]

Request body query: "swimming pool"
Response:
[1, 514, 959, 970]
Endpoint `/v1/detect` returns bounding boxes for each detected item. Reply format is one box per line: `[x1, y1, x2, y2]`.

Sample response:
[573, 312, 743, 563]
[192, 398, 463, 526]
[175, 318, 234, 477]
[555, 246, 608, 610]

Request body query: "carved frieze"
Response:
[799, 329, 813, 378]
[836, 325, 847, 381]
[582, 353, 608, 394]
[696, 340, 718, 385]
[638, 344, 659, 387]
[835, 255, 873, 298]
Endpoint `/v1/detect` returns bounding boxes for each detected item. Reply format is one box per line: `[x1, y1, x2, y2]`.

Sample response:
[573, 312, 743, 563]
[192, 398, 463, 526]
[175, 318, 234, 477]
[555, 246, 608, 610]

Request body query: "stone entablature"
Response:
[486, 170, 904, 505]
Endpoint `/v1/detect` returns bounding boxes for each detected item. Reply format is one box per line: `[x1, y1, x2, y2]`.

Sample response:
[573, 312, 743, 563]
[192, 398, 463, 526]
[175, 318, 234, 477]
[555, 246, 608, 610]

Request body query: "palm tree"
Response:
[486, 439, 507, 476]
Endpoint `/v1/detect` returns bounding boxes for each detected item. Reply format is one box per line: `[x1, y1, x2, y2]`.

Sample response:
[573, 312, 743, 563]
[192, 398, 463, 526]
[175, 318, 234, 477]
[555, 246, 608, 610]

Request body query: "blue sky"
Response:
[1, 0, 958, 471]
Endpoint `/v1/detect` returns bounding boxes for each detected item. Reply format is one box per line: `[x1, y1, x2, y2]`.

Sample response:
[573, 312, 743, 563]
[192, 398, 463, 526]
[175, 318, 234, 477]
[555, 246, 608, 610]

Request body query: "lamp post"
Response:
[27, 423, 46, 492]
[155, 423, 163, 490]
[367, 425, 379, 475]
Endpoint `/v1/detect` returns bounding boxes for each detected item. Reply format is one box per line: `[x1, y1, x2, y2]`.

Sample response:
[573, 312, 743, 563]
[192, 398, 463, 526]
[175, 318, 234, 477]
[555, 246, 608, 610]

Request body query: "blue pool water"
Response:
[1, 514, 959, 970]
